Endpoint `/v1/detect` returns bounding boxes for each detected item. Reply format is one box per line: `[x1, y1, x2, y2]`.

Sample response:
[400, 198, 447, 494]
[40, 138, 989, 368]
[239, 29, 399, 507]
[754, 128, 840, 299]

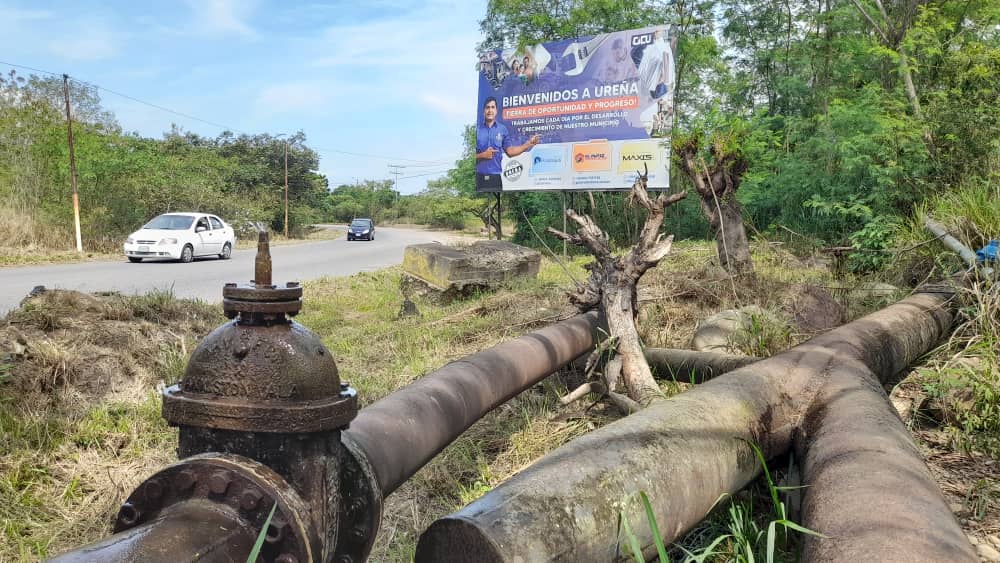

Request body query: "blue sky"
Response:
[0, 0, 485, 194]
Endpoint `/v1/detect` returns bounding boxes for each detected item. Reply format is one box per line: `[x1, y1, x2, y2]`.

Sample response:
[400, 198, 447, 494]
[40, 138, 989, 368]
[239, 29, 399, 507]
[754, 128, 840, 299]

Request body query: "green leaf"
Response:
[774, 519, 827, 538]
[639, 491, 671, 563]
[247, 503, 278, 563]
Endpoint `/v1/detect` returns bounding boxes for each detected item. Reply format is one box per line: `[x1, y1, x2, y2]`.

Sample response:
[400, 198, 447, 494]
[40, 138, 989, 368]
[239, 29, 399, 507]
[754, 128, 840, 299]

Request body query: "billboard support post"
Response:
[561, 191, 567, 256]
[495, 193, 502, 240]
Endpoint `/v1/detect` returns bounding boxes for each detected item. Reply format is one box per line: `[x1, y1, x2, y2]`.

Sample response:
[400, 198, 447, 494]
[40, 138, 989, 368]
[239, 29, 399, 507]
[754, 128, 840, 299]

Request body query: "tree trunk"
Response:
[604, 281, 660, 404]
[849, 0, 935, 150]
[676, 136, 754, 275]
[699, 192, 754, 274]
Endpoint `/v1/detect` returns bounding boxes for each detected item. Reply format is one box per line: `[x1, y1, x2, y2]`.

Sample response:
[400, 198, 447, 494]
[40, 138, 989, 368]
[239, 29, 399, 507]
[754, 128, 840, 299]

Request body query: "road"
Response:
[0, 227, 456, 314]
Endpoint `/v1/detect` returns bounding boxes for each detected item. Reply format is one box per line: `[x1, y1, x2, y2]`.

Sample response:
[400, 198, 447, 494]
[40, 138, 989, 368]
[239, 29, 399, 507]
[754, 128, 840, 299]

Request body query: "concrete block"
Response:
[402, 241, 541, 300]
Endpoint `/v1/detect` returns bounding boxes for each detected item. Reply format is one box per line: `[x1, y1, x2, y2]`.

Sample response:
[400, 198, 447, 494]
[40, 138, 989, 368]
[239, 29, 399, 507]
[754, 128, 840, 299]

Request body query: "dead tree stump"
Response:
[548, 167, 686, 408]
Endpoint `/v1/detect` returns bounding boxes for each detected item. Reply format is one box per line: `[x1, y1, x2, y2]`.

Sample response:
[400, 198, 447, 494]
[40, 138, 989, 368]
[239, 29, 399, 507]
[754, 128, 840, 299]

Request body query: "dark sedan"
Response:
[347, 218, 375, 241]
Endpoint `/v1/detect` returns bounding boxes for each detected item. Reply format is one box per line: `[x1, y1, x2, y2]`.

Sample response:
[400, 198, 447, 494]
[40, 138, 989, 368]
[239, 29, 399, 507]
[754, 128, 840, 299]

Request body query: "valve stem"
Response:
[254, 231, 273, 288]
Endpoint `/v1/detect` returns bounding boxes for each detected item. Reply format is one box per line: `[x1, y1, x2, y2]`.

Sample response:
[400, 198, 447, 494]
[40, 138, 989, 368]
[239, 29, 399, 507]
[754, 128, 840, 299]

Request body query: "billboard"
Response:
[475, 25, 676, 193]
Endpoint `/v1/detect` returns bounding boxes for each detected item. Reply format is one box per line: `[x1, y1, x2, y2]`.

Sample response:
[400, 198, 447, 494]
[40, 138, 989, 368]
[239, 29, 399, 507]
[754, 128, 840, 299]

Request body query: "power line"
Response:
[0, 59, 462, 164]
[0, 60, 60, 78]
[398, 169, 451, 180]
[92, 83, 243, 133]
[310, 146, 454, 163]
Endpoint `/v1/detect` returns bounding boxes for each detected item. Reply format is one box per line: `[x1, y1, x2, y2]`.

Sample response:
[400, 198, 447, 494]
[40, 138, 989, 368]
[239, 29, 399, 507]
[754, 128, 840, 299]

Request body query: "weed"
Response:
[27, 339, 83, 391]
[622, 442, 822, 563]
[247, 503, 278, 563]
[918, 281, 1000, 457]
[965, 479, 997, 521]
[733, 311, 793, 357]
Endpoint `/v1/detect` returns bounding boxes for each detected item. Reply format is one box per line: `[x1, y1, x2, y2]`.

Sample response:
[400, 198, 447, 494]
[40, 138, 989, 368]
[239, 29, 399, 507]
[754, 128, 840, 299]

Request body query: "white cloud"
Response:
[306, 7, 480, 123]
[49, 32, 119, 61]
[311, 13, 476, 68]
[186, 0, 258, 38]
[255, 82, 328, 113]
[420, 93, 472, 121]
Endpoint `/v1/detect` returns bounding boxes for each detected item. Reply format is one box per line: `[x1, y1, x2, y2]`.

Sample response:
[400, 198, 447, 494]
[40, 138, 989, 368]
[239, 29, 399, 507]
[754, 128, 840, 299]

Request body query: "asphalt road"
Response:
[0, 227, 455, 314]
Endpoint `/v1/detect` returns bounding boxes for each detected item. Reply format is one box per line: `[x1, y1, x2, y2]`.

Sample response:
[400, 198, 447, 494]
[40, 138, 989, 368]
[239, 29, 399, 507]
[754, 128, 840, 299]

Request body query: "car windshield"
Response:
[351, 220, 371, 228]
[143, 215, 195, 230]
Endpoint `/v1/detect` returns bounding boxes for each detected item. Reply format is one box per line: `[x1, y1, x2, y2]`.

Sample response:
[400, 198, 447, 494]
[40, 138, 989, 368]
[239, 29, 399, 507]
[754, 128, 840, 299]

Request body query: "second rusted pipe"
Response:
[415, 287, 974, 562]
[344, 312, 600, 497]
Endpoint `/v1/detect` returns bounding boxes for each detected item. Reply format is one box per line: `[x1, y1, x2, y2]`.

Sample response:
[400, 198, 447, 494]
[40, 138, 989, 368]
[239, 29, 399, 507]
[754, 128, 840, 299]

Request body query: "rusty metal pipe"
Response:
[344, 312, 600, 497]
[797, 354, 976, 560]
[48, 501, 257, 563]
[415, 287, 972, 562]
[644, 348, 758, 383]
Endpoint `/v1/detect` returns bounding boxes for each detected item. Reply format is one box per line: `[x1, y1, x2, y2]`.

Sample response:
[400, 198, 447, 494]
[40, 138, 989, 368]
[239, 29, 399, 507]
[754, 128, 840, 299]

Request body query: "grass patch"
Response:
[890, 183, 1000, 459]
[0, 391, 176, 560]
[0, 289, 217, 560]
[623, 447, 819, 563]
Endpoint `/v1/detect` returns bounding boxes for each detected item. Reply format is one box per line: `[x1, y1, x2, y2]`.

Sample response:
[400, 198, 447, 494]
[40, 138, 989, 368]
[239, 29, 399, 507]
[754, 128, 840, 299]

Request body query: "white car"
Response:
[124, 212, 236, 263]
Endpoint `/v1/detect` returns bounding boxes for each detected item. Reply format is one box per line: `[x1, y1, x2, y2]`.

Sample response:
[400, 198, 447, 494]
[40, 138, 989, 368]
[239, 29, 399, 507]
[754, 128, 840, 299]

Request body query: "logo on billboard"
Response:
[571, 140, 612, 172]
[631, 32, 655, 46]
[530, 147, 566, 175]
[617, 141, 663, 174]
[503, 159, 524, 182]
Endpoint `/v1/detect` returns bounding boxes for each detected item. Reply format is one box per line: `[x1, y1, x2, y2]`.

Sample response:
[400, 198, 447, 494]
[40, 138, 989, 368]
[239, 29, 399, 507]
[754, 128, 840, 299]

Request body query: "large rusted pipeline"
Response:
[415, 285, 975, 562]
[796, 319, 975, 561]
[48, 501, 257, 563]
[343, 311, 601, 497]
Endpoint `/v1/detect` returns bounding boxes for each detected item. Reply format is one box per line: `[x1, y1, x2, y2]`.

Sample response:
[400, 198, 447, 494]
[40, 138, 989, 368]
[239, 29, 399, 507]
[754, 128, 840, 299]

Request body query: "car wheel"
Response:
[219, 243, 232, 260]
[127, 257, 142, 263]
[180, 245, 194, 263]
[370, 233, 375, 241]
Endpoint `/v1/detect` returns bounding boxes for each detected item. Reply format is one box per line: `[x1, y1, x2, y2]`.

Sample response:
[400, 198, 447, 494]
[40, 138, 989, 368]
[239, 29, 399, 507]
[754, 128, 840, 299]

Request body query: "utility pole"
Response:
[387, 164, 404, 221]
[62, 75, 83, 253]
[387, 164, 403, 189]
[284, 140, 289, 238]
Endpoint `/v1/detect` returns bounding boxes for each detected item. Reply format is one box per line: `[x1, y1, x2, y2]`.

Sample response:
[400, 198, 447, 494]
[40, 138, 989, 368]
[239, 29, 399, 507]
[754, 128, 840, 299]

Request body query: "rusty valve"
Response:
[158, 232, 359, 562]
[162, 230, 358, 433]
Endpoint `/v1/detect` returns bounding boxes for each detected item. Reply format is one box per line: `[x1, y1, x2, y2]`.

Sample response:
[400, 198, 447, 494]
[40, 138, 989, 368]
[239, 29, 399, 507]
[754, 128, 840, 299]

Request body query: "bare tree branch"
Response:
[850, 0, 892, 45]
[560, 381, 607, 405]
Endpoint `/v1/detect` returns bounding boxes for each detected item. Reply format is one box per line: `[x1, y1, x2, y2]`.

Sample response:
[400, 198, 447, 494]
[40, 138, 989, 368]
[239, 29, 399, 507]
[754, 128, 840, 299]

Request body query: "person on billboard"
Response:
[637, 29, 673, 100]
[597, 37, 637, 83]
[475, 97, 541, 191]
[521, 54, 537, 83]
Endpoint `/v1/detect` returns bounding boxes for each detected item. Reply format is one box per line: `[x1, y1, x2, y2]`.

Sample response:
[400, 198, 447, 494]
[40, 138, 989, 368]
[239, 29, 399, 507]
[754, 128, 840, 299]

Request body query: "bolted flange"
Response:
[332, 435, 384, 563]
[114, 453, 321, 563]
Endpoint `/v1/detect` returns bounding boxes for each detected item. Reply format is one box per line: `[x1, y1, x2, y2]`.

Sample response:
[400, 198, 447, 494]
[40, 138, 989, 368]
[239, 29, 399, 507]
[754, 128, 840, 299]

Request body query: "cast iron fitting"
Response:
[162, 234, 358, 433]
[223, 231, 303, 324]
[112, 453, 320, 563]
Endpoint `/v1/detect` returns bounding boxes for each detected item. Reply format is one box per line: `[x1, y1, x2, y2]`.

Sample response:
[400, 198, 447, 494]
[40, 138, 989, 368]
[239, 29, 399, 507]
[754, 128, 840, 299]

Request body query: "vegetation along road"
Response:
[0, 227, 450, 314]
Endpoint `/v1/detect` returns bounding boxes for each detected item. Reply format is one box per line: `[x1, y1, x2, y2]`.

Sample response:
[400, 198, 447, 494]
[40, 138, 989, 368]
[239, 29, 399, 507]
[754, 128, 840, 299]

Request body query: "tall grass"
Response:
[0, 206, 72, 250]
[891, 182, 1000, 458]
[620, 442, 822, 563]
